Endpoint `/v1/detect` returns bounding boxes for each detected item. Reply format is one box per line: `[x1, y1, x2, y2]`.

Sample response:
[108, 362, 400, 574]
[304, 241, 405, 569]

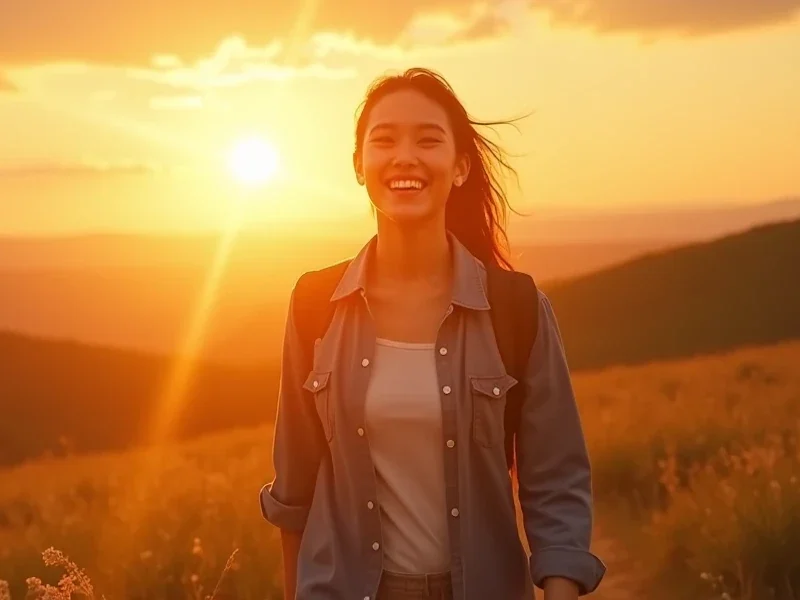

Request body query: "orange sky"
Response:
[1, 2, 798, 235]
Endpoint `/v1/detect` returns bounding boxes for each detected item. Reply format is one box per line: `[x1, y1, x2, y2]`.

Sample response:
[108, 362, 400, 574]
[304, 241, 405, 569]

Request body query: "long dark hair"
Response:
[354, 68, 527, 271]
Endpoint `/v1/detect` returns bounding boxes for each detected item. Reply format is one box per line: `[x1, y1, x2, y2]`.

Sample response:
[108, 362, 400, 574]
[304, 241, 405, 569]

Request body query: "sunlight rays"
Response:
[90, 0, 324, 569]
[91, 203, 249, 576]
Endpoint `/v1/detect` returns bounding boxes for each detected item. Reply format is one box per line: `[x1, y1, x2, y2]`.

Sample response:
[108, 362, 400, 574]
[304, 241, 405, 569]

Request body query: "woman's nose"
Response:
[390, 140, 419, 165]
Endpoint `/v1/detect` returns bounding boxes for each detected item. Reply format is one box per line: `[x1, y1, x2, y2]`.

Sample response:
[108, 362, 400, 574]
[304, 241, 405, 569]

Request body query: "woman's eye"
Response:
[420, 137, 442, 145]
[371, 136, 393, 143]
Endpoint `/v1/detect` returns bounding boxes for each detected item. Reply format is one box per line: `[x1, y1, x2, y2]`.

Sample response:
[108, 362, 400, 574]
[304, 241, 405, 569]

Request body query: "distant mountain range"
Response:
[510, 196, 800, 243]
[2, 216, 799, 466]
[1, 197, 797, 365]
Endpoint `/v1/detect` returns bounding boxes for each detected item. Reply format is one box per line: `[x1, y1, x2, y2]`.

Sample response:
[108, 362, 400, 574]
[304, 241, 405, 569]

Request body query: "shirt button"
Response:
[442, 385, 451, 395]
[439, 347, 448, 356]
[446, 439, 455, 448]
[372, 542, 380, 551]
[367, 501, 374, 509]
[357, 427, 365, 437]
[312, 380, 319, 389]
[493, 387, 501, 396]
[451, 508, 460, 517]
[361, 358, 370, 367]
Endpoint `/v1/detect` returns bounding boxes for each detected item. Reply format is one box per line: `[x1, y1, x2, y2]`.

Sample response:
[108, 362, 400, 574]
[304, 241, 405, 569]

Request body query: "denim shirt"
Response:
[259, 234, 606, 599]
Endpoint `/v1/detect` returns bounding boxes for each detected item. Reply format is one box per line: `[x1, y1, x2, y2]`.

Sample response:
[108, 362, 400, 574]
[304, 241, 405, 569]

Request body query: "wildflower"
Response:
[42, 547, 94, 598]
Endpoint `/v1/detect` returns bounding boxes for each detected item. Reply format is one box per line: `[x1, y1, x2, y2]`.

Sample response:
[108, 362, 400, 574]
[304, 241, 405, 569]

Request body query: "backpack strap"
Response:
[292, 260, 352, 373]
[486, 266, 539, 471]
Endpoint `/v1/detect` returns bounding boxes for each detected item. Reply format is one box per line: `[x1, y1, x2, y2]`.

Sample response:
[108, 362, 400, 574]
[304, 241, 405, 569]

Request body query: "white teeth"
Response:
[389, 179, 424, 190]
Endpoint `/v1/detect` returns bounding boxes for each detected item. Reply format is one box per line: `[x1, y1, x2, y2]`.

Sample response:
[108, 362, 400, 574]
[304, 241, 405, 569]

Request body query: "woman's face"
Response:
[354, 88, 469, 226]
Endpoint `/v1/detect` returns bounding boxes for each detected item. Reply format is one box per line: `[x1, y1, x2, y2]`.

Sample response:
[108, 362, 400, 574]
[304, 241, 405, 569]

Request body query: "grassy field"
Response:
[579, 340, 800, 599]
[1, 340, 799, 599]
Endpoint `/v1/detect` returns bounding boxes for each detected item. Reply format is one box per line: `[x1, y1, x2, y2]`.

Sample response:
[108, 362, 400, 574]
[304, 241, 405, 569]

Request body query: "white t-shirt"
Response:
[364, 337, 450, 574]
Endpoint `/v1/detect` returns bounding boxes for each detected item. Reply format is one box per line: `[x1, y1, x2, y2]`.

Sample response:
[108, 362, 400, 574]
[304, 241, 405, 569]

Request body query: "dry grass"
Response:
[1, 340, 799, 599]
[0, 428, 279, 599]
[576, 340, 800, 599]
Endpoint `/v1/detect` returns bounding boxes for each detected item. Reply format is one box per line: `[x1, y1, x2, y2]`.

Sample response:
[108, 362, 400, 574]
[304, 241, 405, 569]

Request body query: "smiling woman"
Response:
[227, 135, 281, 187]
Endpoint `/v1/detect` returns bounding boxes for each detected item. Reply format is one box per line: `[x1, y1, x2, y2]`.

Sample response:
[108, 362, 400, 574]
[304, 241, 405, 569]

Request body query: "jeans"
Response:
[376, 570, 453, 600]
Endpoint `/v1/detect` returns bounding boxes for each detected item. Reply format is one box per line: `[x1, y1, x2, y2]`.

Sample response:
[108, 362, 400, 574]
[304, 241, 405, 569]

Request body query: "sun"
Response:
[227, 135, 281, 187]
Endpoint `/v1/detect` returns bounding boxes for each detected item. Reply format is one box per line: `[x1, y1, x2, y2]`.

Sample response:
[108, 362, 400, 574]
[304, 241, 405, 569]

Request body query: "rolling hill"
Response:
[0, 333, 279, 467]
[545, 217, 800, 370]
[1, 217, 798, 466]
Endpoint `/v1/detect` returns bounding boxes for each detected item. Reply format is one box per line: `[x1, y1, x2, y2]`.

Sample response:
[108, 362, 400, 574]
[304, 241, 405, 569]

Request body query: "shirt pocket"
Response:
[303, 370, 334, 442]
[470, 374, 517, 448]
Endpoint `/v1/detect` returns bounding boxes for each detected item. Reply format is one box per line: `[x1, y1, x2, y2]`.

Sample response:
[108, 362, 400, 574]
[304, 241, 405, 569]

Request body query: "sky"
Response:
[1, 0, 799, 236]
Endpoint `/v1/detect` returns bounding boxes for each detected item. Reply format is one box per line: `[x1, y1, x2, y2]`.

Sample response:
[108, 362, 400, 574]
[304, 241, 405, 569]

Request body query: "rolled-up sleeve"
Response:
[259, 282, 325, 532]
[516, 292, 606, 595]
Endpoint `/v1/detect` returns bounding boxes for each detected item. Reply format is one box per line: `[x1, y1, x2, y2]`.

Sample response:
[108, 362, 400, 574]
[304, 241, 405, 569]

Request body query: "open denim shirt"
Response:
[260, 234, 606, 599]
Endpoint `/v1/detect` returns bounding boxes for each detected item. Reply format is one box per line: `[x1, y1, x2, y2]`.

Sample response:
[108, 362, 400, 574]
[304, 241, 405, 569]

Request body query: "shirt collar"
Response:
[330, 231, 491, 310]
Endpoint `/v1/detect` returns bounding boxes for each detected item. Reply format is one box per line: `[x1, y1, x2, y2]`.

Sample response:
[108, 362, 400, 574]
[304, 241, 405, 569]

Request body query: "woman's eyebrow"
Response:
[368, 123, 447, 135]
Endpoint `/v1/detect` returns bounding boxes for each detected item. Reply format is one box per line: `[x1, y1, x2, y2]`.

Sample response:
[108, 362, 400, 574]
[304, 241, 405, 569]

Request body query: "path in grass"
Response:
[588, 519, 649, 599]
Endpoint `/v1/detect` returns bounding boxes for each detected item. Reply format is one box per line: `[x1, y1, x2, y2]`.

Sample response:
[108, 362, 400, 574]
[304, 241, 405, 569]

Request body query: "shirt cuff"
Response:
[530, 546, 607, 595]
[259, 483, 311, 532]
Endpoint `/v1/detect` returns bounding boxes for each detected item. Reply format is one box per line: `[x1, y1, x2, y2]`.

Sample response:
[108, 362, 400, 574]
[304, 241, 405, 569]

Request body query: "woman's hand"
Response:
[543, 576, 580, 600]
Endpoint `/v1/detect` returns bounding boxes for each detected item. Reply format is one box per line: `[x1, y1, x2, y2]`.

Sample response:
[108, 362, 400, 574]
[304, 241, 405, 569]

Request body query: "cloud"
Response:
[128, 37, 359, 91]
[0, 0, 490, 68]
[0, 161, 163, 178]
[1, 0, 799, 73]
[534, 0, 800, 37]
[397, 3, 512, 45]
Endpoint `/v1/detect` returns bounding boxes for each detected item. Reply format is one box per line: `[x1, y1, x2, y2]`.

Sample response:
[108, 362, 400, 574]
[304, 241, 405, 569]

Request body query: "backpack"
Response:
[291, 260, 539, 471]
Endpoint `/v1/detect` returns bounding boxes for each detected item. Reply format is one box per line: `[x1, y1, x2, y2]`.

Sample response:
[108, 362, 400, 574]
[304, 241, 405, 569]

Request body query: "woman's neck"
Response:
[372, 218, 451, 286]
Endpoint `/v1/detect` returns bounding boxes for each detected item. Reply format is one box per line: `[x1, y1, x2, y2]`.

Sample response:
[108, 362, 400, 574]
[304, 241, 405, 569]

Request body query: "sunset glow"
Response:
[2, 4, 800, 598]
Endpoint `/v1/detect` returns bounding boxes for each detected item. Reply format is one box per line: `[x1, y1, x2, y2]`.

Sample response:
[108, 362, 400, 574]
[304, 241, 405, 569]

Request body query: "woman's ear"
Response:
[353, 152, 365, 185]
[455, 153, 471, 187]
